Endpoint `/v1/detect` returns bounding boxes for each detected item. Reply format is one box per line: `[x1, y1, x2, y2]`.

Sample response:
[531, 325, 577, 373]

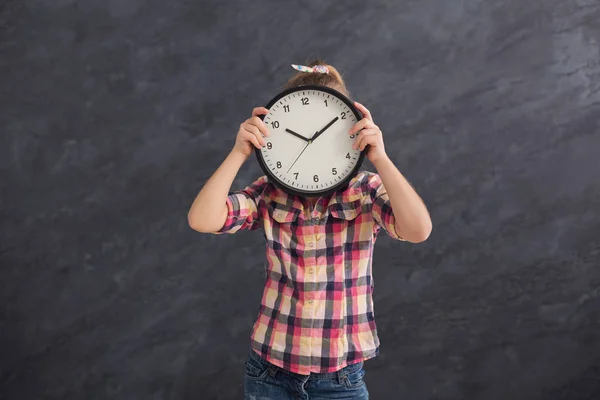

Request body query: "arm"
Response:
[188, 150, 249, 233]
[372, 156, 432, 243]
[350, 101, 432, 243]
[188, 107, 269, 233]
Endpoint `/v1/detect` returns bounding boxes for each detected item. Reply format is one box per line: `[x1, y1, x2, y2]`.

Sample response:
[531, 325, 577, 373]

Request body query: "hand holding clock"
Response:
[348, 101, 387, 164]
[233, 107, 269, 158]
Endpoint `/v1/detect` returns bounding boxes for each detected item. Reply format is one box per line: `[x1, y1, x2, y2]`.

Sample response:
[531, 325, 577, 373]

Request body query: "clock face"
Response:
[255, 85, 365, 196]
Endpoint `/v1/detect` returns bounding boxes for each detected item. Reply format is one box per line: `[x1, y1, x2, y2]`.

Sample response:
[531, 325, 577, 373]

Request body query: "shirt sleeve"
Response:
[214, 176, 268, 234]
[367, 173, 406, 241]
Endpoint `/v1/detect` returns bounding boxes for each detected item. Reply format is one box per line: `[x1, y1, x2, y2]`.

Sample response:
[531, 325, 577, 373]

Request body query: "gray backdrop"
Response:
[1, 0, 599, 399]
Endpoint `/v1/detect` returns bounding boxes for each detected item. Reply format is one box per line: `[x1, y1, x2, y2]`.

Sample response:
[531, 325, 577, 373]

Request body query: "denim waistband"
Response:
[248, 348, 363, 379]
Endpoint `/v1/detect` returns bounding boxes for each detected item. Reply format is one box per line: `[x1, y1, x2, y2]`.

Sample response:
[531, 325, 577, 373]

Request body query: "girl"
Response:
[188, 60, 432, 399]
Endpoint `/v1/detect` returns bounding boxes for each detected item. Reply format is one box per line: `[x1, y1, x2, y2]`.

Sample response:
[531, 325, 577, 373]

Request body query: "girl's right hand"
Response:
[232, 107, 270, 158]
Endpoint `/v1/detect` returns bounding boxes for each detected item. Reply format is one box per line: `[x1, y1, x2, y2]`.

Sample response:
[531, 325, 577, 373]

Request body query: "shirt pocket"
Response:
[328, 193, 363, 221]
[268, 201, 301, 224]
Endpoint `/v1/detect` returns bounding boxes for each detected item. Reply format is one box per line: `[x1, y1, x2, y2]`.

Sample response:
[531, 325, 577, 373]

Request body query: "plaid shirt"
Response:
[215, 170, 405, 375]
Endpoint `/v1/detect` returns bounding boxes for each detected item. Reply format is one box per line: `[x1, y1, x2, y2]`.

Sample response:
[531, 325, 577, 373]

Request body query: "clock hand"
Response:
[285, 128, 310, 142]
[286, 141, 311, 173]
[310, 117, 339, 142]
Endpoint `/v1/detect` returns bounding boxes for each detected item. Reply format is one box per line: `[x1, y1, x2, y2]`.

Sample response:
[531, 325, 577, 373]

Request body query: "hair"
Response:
[284, 59, 349, 97]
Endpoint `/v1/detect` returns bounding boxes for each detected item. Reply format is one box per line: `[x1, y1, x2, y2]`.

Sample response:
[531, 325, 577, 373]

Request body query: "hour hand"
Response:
[285, 128, 310, 142]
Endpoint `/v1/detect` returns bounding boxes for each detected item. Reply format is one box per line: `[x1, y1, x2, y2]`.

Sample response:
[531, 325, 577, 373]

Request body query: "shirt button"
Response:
[308, 268, 314, 274]
[308, 242, 315, 248]
[308, 299, 314, 304]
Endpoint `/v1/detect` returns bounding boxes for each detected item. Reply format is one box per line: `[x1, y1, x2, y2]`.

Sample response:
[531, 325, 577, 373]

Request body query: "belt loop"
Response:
[337, 366, 347, 385]
[268, 365, 278, 377]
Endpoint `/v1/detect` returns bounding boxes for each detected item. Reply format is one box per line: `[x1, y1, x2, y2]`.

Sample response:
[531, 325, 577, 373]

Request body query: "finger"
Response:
[249, 116, 269, 136]
[353, 134, 367, 151]
[357, 128, 379, 138]
[358, 135, 377, 151]
[252, 107, 270, 117]
[243, 124, 266, 145]
[242, 130, 263, 149]
[349, 120, 375, 137]
[241, 131, 261, 149]
[247, 127, 267, 147]
[353, 129, 378, 150]
[354, 101, 372, 122]
[348, 119, 374, 136]
[245, 122, 266, 139]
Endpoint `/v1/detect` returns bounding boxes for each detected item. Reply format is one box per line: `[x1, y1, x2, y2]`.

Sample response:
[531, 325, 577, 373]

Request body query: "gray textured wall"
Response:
[1, 0, 599, 399]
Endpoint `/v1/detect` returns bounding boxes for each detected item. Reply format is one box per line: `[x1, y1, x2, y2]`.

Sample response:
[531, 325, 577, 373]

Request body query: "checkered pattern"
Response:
[215, 171, 405, 375]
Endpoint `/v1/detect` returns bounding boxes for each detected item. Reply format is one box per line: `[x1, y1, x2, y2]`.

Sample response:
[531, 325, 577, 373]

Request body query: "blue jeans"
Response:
[244, 348, 369, 399]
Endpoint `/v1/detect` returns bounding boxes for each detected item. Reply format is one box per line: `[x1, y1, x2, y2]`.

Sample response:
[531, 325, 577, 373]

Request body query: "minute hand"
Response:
[310, 117, 339, 142]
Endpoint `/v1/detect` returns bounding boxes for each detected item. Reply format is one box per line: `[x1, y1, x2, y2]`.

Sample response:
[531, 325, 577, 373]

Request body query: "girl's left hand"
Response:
[349, 101, 388, 164]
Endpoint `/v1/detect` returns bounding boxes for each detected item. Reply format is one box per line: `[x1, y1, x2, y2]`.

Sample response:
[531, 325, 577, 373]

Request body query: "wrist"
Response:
[371, 153, 391, 169]
[229, 149, 251, 165]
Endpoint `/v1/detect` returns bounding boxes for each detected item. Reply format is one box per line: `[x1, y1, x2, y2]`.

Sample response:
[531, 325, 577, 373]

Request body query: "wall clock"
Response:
[255, 85, 365, 197]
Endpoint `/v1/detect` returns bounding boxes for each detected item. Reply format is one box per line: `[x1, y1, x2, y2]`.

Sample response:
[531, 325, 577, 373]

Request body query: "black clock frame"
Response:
[255, 84, 366, 198]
